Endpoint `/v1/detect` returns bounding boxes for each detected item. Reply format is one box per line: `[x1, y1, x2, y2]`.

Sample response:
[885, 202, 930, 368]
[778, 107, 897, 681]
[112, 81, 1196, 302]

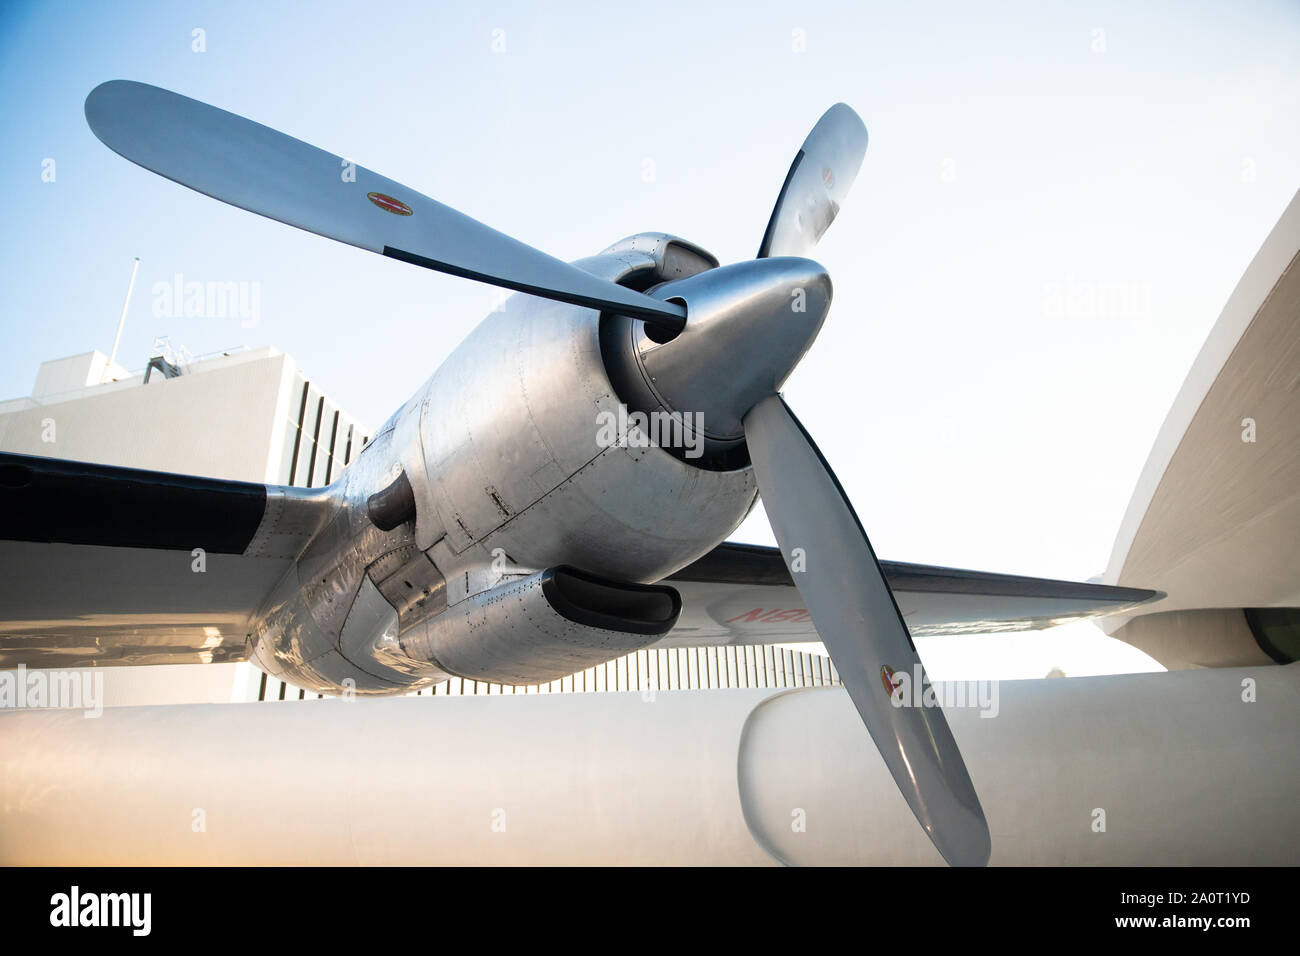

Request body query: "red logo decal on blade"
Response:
[822, 166, 834, 189]
[367, 192, 413, 216]
[880, 664, 901, 698]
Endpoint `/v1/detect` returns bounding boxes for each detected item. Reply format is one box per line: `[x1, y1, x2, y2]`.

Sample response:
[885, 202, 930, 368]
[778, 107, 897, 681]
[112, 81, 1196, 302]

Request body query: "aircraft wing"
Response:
[0, 453, 1162, 669]
[658, 542, 1163, 647]
[0, 452, 330, 668]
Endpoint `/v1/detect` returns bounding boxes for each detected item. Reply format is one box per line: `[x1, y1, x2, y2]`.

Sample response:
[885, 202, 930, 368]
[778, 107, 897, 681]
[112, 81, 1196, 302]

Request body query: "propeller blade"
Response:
[84, 80, 686, 330]
[757, 103, 868, 259]
[742, 394, 991, 867]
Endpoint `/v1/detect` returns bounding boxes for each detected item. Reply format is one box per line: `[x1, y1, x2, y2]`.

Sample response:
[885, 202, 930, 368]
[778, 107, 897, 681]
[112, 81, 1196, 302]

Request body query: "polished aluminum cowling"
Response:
[401, 234, 761, 594]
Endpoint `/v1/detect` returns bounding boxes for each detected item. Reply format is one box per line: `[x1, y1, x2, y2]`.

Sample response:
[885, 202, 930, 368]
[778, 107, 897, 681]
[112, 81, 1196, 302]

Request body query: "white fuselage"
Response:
[4, 664, 1295, 865]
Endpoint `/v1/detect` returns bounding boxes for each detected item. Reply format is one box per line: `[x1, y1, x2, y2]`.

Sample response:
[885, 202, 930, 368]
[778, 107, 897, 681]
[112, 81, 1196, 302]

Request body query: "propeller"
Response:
[745, 107, 989, 866]
[83, 80, 686, 332]
[84, 82, 989, 865]
[747, 107, 989, 865]
[605, 103, 989, 865]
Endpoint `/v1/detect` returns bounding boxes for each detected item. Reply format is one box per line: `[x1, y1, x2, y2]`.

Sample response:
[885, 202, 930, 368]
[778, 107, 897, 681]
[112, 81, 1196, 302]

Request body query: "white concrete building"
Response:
[0, 344, 368, 488]
[0, 343, 372, 704]
[1102, 189, 1300, 669]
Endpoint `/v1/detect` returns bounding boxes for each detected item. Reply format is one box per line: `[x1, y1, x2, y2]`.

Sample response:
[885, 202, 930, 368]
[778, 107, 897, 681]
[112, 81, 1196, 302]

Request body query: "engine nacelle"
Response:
[397, 233, 760, 588]
[399, 566, 680, 685]
[249, 235, 757, 697]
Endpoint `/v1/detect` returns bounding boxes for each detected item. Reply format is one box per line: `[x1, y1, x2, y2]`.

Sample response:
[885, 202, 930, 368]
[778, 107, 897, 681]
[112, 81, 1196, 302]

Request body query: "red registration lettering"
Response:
[724, 608, 811, 625]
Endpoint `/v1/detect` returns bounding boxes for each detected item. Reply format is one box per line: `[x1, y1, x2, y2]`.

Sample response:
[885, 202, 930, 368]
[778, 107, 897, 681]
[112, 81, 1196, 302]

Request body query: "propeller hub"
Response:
[600, 257, 831, 467]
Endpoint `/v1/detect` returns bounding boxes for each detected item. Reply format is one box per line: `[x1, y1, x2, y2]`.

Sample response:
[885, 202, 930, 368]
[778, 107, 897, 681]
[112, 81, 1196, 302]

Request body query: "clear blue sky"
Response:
[2, 0, 1298, 675]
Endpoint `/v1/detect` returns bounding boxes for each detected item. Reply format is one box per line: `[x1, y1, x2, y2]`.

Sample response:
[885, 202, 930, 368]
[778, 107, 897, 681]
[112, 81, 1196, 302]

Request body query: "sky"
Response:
[2, 0, 1298, 679]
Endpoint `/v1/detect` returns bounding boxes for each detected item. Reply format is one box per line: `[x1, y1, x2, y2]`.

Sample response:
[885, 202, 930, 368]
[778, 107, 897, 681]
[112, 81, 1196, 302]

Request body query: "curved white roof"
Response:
[1103, 190, 1300, 656]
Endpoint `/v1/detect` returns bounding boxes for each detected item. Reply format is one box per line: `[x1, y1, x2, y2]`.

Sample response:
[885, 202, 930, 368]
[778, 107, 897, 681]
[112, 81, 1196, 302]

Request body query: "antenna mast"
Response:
[105, 256, 140, 381]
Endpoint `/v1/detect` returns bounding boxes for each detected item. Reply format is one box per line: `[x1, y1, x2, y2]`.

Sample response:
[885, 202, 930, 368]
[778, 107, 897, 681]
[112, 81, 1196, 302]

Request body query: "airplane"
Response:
[0, 80, 1164, 868]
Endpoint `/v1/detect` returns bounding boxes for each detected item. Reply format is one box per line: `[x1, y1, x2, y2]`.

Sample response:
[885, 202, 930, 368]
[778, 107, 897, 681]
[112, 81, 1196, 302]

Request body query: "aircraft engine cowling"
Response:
[398, 566, 681, 685]
[400, 234, 760, 586]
